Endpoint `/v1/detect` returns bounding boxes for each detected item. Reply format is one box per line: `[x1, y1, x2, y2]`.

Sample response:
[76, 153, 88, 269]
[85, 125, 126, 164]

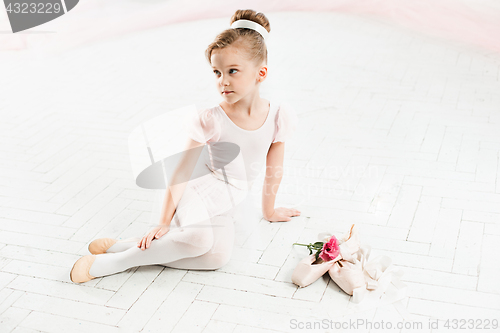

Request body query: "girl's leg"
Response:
[88, 176, 241, 277]
[88, 217, 215, 278]
[102, 192, 202, 255]
[162, 214, 235, 270]
[106, 237, 142, 253]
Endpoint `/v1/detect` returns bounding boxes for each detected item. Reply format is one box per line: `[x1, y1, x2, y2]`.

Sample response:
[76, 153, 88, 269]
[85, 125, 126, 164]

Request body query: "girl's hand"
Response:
[264, 207, 301, 222]
[137, 224, 170, 250]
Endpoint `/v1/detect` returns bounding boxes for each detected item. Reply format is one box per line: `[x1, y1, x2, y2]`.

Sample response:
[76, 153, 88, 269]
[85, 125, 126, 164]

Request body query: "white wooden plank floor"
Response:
[1, 6, 499, 333]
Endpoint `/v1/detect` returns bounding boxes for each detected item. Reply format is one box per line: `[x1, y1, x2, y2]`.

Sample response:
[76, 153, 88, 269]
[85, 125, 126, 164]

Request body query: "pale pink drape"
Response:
[1, 0, 499, 54]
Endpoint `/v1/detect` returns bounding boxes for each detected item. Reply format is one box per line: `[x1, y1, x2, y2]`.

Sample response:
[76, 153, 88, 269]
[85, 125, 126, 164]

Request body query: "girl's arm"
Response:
[262, 142, 301, 222]
[158, 138, 205, 226]
[138, 137, 205, 250]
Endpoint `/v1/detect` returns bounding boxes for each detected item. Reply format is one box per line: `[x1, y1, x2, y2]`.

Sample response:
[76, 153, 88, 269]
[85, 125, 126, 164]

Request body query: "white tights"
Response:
[88, 213, 235, 277]
[89, 167, 254, 277]
[88, 172, 245, 278]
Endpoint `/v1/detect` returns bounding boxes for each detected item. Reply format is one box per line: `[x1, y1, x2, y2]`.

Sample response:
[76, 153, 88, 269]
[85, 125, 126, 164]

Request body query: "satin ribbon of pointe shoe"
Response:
[331, 242, 358, 264]
[318, 226, 359, 264]
[291, 225, 360, 288]
[350, 245, 407, 304]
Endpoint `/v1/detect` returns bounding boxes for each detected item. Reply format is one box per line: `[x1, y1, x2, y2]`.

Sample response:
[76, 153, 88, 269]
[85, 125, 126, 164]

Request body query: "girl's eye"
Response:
[213, 69, 237, 75]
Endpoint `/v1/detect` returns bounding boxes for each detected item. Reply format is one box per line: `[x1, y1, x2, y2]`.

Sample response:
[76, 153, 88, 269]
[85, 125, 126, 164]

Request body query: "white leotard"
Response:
[184, 100, 298, 191]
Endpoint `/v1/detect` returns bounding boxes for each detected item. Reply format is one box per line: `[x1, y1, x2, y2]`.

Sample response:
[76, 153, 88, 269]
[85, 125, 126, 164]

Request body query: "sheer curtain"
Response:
[1, 0, 499, 54]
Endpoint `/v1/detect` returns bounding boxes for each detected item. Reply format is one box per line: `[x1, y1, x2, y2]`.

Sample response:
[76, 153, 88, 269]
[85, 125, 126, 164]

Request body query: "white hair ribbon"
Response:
[230, 19, 269, 41]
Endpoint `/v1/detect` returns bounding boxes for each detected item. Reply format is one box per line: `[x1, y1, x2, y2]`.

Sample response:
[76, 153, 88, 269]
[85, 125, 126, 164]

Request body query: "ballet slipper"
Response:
[291, 254, 336, 288]
[70, 255, 97, 283]
[336, 224, 360, 263]
[88, 238, 118, 254]
[328, 256, 366, 296]
[291, 224, 360, 288]
[326, 224, 364, 294]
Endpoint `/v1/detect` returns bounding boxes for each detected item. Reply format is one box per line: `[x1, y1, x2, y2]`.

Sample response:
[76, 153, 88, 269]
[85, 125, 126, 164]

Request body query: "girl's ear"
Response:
[258, 66, 268, 82]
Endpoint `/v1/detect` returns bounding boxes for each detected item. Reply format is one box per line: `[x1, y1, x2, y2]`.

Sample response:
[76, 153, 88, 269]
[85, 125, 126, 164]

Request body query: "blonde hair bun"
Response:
[205, 9, 270, 65]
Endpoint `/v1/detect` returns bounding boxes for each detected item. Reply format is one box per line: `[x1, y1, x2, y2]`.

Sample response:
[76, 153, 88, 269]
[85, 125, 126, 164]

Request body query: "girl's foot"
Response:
[88, 238, 118, 254]
[70, 255, 97, 283]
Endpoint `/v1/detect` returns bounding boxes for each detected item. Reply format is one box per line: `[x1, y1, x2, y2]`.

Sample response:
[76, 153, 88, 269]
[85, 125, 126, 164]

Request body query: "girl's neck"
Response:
[221, 96, 267, 117]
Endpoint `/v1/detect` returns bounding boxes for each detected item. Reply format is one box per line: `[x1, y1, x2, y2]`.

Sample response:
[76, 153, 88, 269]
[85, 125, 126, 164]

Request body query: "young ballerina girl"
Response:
[70, 9, 301, 283]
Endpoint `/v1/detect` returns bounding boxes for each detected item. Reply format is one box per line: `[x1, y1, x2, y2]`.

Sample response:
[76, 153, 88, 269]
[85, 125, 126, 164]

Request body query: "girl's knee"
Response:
[172, 227, 214, 255]
[206, 249, 232, 270]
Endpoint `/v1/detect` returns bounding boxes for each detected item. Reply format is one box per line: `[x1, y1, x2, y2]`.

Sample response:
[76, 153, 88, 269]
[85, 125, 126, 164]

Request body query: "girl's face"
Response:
[211, 44, 265, 103]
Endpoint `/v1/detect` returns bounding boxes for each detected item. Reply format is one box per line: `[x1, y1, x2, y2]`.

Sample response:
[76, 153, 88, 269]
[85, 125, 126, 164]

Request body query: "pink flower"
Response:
[319, 235, 340, 261]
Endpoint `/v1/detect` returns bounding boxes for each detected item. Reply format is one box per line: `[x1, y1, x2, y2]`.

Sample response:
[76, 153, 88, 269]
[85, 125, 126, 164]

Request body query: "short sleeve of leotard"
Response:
[272, 102, 299, 143]
[183, 107, 221, 144]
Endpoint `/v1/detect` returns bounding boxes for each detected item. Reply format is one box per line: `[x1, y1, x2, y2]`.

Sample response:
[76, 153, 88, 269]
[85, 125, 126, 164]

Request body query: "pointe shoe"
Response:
[88, 238, 118, 254]
[291, 254, 336, 288]
[291, 224, 360, 288]
[334, 224, 360, 263]
[328, 225, 366, 296]
[70, 255, 97, 283]
[328, 257, 366, 295]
